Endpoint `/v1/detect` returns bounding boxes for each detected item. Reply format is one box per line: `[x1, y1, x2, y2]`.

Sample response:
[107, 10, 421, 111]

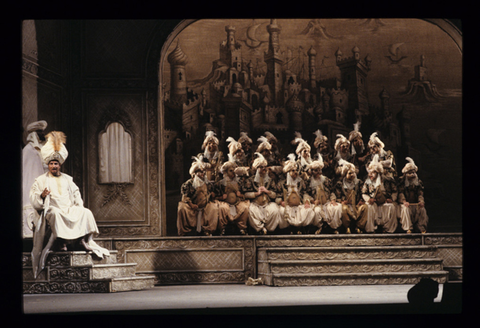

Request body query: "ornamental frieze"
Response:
[270, 263, 441, 274]
[256, 236, 422, 248]
[23, 281, 110, 294]
[154, 271, 249, 285]
[424, 235, 463, 245]
[264, 249, 436, 261]
[273, 275, 447, 287]
[49, 267, 90, 281]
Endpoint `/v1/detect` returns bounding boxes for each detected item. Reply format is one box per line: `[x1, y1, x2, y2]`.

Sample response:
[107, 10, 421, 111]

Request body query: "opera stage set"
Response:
[21, 19, 462, 295]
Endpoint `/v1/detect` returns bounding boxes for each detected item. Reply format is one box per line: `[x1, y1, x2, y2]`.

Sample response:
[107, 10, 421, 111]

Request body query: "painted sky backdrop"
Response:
[163, 18, 462, 110]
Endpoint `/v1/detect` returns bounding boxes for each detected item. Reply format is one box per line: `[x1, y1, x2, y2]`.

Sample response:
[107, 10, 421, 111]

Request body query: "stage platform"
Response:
[23, 232, 462, 293]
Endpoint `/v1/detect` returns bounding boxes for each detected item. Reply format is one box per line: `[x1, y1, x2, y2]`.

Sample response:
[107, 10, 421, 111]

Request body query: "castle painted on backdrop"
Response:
[164, 19, 432, 191]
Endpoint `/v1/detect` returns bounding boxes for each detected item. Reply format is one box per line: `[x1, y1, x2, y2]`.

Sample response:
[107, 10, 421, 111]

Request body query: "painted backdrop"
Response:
[161, 19, 461, 235]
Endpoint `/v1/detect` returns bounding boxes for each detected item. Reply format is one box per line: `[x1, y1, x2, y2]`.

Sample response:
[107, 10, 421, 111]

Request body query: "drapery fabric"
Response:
[99, 122, 132, 184]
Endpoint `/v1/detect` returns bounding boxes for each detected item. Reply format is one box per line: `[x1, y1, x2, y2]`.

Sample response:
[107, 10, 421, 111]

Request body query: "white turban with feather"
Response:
[41, 131, 68, 165]
[402, 157, 418, 174]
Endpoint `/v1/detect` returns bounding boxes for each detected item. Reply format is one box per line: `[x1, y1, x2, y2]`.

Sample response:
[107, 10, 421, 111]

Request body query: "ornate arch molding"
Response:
[423, 19, 462, 53]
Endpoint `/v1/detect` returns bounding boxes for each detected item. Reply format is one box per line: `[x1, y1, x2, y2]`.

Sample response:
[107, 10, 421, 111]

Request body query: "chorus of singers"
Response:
[177, 123, 428, 236]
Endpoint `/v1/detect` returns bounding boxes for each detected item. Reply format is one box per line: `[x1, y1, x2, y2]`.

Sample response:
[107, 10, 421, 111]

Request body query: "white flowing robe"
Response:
[30, 172, 109, 278]
[245, 173, 284, 232]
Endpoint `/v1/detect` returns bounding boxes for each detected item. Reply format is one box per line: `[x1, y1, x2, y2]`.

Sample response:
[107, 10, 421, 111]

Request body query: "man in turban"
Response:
[215, 152, 250, 235]
[199, 130, 224, 183]
[177, 155, 220, 236]
[365, 132, 397, 180]
[397, 157, 428, 233]
[278, 154, 315, 234]
[357, 154, 398, 233]
[333, 134, 352, 183]
[348, 121, 368, 176]
[292, 132, 313, 180]
[313, 129, 335, 180]
[29, 131, 110, 278]
[23, 120, 48, 238]
[243, 153, 284, 234]
[333, 159, 364, 234]
[238, 132, 254, 168]
[304, 154, 342, 234]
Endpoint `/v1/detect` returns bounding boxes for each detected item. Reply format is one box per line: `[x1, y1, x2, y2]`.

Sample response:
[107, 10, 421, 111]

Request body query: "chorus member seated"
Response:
[267, 165, 284, 192]
[29, 131, 109, 278]
[216, 151, 250, 236]
[278, 154, 315, 234]
[313, 129, 335, 180]
[333, 134, 353, 184]
[198, 130, 224, 183]
[177, 155, 220, 236]
[334, 159, 364, 234]
[365, 132, 397, 180]
[292, 132, 313, 180]
[264, 131, 282, 166]
[357, 154, 398, 233]
[304, 154, 342, 234]
[243, 153, 283, 235]
[397, 157, 429, 233]
[348, 121, 368, 178]
[238, 132, 254, 168]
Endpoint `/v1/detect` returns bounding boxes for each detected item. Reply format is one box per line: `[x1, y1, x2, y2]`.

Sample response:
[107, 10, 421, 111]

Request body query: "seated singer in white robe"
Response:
[244, 153, 284, 234]
[278, 154, 315, 232]
[30, 131, 109, 278]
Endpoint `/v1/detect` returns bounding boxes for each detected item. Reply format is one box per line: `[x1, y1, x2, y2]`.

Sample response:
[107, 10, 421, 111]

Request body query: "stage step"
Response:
[269, 271, 449, 286]
[23, 251, 155, 294]
[257, 245, 449, 286]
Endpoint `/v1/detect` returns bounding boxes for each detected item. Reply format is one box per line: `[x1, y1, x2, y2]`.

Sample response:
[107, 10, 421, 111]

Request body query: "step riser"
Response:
[260, 262, 444, 275]
[111, 278, 155, 292]
[267, 274, 448, 287]
[23, 251, 118, 268]
[23, 265, 138, 282]
[91, 266, 137, 280]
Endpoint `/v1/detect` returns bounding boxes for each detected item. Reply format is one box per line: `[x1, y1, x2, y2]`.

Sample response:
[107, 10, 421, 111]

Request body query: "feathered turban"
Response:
[348, 121, 362, 142]
[337, 158, 356, 177]
[264, 131, 277, 143]
[402, 157, 418, 174]
[256, 136, 272, 153]
[313, 129, 328, 149]
[189, 155, 208, 176]
[334, 134, 350, 151]
[220, 153, 237, 174]
[308, 153, 325, 171]
[283, 153, 298, 173]
[201, 130, 219, 150]
[292, 132, 311, 155]
[367, 154, 384, 174]
[226, 136, 242, 156]
[41, 131, 68, 165]
[368, 132, 385, 149]
[238, 132, 252, 145]
[252, 152, 268, 170]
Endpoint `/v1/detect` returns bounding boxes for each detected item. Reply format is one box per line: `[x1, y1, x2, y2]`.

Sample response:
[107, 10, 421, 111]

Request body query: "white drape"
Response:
[99, 122, 133, 184]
